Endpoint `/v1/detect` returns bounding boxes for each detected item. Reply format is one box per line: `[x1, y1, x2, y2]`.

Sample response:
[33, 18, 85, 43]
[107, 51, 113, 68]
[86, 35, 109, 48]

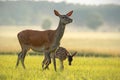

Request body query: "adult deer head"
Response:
[54, 10, 73, 25]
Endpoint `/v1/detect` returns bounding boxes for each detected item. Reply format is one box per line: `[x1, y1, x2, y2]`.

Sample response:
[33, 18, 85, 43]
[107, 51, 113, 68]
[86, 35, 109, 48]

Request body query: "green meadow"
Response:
[0, 55, 120, 80]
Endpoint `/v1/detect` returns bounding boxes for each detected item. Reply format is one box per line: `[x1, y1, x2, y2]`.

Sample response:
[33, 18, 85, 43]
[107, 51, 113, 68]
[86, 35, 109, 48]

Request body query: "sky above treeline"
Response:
[42, 0, 120, 5]
[1, 0, 120, 5]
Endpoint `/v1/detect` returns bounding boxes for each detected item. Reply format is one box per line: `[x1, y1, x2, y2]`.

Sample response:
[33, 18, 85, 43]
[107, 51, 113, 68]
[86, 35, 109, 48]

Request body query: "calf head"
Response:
[68, 52, 77, 65]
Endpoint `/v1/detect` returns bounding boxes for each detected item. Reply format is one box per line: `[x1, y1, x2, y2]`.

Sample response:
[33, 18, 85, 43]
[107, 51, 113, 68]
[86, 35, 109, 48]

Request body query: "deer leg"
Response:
[60, 60, 64, 70]
[43, 51, 51, 70]
[16, 52, 22, 68]
[42, 57, 49, 70]
[52, 53, 56, 71]
[44, 60, 50, 70]
[42, 57, 45, 69]
[20, 49, 27, 69]
[16, 48, 28, 69]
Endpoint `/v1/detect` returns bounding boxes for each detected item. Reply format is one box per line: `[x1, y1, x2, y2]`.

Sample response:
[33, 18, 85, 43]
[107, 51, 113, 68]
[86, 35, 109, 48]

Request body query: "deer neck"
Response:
[56, 21, 66, 40]
[53, 21, 66, 47]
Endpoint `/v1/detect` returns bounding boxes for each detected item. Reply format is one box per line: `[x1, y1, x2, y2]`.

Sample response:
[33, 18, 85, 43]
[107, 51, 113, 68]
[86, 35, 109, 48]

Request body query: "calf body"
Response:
[42, 47, 77, 70]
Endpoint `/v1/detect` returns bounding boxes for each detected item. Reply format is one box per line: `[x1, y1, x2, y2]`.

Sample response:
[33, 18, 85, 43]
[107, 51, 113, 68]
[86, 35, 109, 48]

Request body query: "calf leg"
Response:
[59, 60, 64, 70]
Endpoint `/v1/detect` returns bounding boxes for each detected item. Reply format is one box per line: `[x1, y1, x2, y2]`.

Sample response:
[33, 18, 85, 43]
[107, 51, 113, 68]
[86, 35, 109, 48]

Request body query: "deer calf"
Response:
[42, 47, 77, 70]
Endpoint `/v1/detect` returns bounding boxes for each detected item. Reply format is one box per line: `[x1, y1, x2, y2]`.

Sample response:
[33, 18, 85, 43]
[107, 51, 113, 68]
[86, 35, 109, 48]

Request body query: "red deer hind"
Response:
[16, 10, 73, 71]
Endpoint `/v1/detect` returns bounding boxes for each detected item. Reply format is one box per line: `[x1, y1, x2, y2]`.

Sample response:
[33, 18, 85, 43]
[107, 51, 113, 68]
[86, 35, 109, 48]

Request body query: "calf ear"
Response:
[66, 10, 73, 16]
[54, 10, 60, 16]
[72, 52, 77, 57]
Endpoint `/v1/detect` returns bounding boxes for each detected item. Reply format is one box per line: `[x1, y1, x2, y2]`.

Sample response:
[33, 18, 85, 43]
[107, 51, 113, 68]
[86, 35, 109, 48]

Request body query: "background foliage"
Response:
[0, 1, 120, 31]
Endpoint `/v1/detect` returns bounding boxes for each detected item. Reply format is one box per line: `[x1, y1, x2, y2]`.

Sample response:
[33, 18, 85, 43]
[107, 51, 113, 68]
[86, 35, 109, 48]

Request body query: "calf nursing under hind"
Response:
[42, 47, 77, 70]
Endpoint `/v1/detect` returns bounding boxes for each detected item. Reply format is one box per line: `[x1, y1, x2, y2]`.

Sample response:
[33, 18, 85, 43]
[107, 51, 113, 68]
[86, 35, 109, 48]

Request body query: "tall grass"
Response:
[0, 55, 120, 80]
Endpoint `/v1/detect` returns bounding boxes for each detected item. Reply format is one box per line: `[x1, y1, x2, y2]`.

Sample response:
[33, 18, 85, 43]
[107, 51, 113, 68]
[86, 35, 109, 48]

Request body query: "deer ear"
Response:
[66, 10, 73, 16]
[72, 52, 77, 57]
[54, 10, 60, 16]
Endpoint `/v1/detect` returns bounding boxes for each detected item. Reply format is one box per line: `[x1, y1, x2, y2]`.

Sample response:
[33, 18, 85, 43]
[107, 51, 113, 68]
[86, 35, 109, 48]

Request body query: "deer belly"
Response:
[30, 46, 45, 52]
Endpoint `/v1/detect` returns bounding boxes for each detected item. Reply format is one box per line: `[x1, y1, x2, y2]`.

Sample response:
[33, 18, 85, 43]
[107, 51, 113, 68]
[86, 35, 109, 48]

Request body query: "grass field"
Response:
[0, 55, 120, 80]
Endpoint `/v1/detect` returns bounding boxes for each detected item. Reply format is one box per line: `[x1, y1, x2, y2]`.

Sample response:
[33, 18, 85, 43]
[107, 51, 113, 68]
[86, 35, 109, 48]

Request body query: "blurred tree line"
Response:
[0, 1, 120, 31]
